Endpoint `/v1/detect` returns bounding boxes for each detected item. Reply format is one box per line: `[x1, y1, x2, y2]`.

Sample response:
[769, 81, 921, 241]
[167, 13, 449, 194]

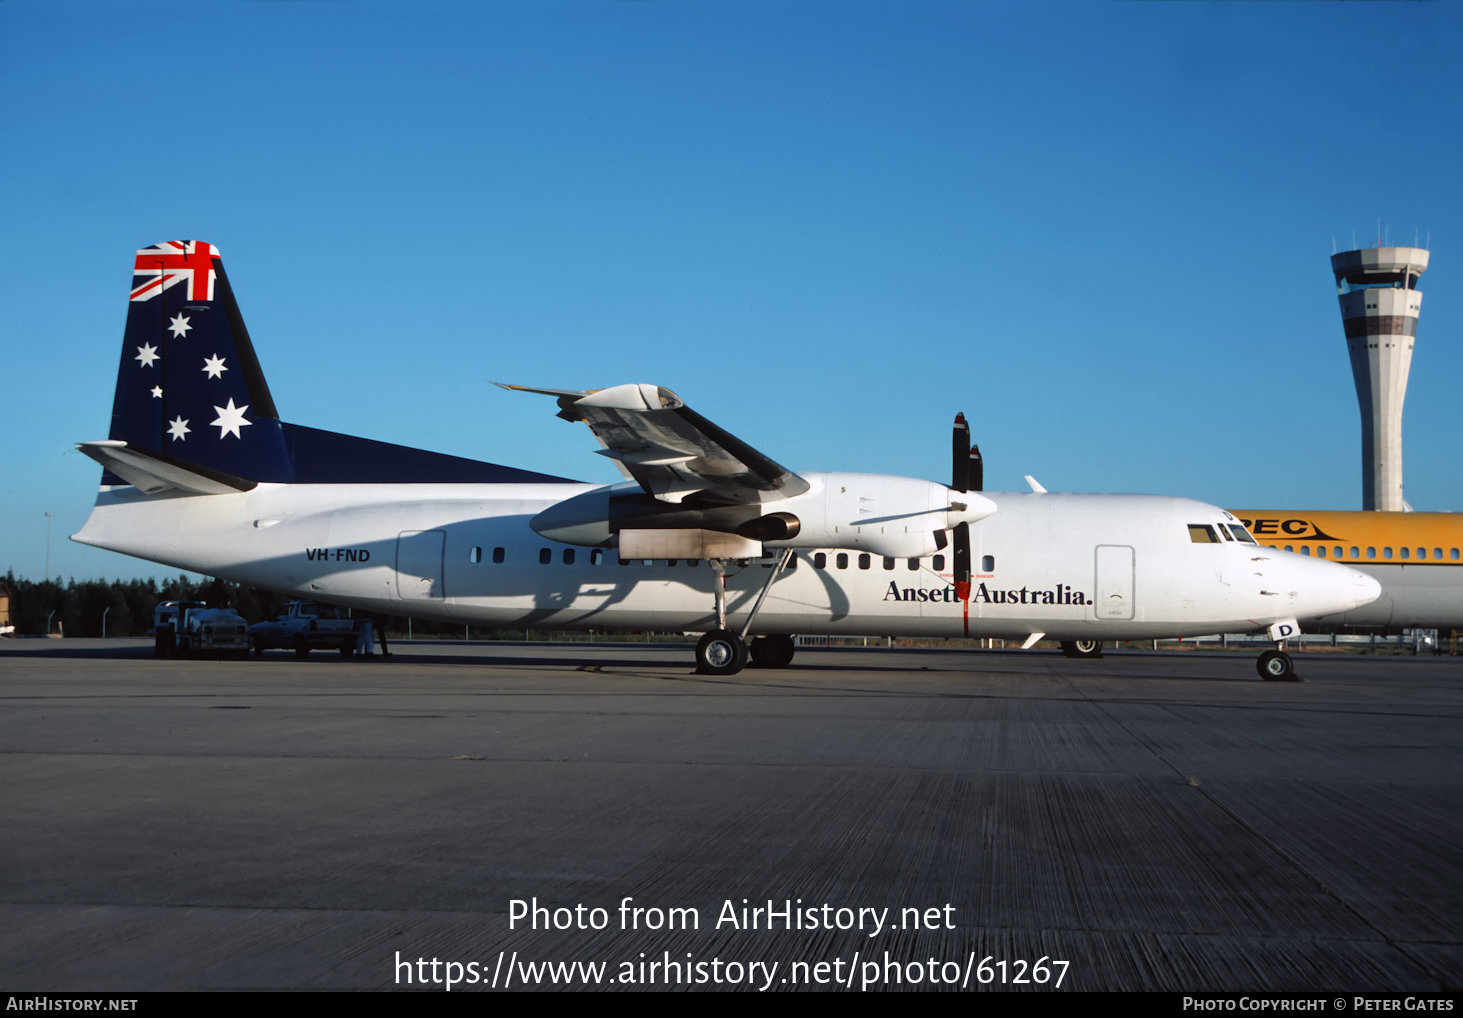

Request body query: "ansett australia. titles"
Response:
[883, 581, 1090, 605]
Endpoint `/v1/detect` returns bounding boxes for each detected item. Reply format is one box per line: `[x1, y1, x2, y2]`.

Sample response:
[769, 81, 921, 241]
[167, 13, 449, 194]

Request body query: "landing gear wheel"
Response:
[696, 630, 748, 675]
[1257, 649, 1296, 681]
[750, 634, 796, 669]
[1061, 639, 1103, 659]
[294, 635, 311, 659]
[339, 645, 355, 660]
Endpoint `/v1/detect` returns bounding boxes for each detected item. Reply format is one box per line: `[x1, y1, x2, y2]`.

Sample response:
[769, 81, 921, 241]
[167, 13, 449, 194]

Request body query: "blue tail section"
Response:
[98, 241, 572, 487]
[109, 241, 290, 484]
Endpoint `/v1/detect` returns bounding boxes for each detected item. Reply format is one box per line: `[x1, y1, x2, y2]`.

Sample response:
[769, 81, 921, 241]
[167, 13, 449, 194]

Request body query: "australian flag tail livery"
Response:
[81, 240, 569, 493]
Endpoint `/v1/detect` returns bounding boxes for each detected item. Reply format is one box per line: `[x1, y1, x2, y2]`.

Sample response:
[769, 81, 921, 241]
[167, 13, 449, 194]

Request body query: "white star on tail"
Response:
[211, 398, 251, 439]
[135, 343, 159, 367]
[167, 416, 190, 441]
[168, 314, 192, 339]
[151, 386, 163, 399]
[202, 354, 228, 378]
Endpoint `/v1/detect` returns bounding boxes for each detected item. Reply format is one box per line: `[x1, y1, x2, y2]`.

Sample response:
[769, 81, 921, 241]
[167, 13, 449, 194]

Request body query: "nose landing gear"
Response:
[1258, 619, 1300, 681]
[1257, 647, 1296, 681]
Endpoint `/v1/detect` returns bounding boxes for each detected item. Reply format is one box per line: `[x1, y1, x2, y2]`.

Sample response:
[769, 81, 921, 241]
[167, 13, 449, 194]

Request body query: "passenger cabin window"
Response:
[907, 558, 919, 571]
[590, 549, 603, 565]
[932, 555, 945, 571]
[814, 553, 827, 569]
[493, 547, 505, 564]
[982, 555, 995, 572]
[563, 549, 575, 565]
[836, 553, 849, 570]
[1400, 547, 1410, 560]
[858, 553, 871, 570]
[470, 546, 481, 564]
[1367, 547, 1376, 559]
[883, 557, 896, 571]
[539, 548, 551, 565]
[1188, 524, 1220, 543]
[1317, 546, 1326, 557]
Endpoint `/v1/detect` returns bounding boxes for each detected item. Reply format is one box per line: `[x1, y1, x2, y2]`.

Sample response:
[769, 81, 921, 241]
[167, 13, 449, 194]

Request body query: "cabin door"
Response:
[1094, 544, 1134, 620]
[396, 530, 445, 600]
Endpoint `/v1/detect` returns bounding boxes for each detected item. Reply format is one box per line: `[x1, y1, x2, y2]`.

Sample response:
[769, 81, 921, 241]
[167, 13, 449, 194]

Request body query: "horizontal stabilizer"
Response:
[77, 441, 255, 495]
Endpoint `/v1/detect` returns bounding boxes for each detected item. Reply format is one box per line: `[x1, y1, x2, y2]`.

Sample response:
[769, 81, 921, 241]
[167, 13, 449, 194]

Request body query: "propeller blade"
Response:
[952, 413, 969, 493]
[953, 520, 971, 601]
[970, 443, 983, 493]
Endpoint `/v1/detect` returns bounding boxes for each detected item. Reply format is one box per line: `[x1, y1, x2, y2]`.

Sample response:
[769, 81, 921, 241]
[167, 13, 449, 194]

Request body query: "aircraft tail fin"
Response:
[88, 240, 576, 491]
[100, 241, 293, 486]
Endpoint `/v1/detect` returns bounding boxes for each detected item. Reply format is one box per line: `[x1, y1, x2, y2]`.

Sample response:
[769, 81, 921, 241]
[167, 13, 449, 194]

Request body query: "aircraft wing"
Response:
[497, 382, 810, 505]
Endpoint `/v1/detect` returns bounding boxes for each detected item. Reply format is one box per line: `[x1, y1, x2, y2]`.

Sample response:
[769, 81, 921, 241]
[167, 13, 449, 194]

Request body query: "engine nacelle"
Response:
[773, 472, 996, 559]
[531, 472, 997, 559]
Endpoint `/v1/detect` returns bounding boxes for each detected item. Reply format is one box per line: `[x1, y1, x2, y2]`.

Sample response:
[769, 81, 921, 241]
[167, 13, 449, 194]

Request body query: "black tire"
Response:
[294, 635, 311, 659]
[696, 629, 748, 675]
[251, 637, 263, 658]
[749, 634, 796, 668]
[1061, 639, 1103, 659]
[1257, 649, 1296, 681]
[339, 645, 355, 660]
[154, 629, 173, 658]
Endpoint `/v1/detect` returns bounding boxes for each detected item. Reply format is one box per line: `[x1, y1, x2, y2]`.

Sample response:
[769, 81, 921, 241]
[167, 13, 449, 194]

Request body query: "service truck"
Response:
[249, 601, 363, 658]
[152, 601, 249, 657]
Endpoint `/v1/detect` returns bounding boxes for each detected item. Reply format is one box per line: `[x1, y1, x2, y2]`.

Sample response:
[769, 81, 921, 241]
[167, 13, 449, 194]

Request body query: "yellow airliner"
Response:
[1230, 510, 1463, 632]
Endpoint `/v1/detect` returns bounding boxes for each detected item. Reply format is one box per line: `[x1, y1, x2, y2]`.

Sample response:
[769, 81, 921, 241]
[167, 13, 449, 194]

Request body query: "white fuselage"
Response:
[74, 482, 1379, 641]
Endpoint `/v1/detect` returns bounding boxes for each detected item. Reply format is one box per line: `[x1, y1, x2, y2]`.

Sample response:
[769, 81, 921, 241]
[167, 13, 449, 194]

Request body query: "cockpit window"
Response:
[1225, 524, 1258, 544]
[1188, 524, 1220, 543]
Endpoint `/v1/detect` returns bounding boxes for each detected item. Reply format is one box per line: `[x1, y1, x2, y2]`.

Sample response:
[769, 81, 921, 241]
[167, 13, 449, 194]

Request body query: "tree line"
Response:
[0, 572, 511, 640]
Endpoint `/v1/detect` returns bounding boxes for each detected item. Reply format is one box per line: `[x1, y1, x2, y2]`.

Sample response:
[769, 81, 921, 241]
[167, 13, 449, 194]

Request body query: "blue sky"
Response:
[2, 0, 1459, 583]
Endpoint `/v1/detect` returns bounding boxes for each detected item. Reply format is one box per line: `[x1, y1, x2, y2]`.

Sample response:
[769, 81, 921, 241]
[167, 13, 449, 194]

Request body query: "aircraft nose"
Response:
[1289, 557, 1381, 616]
[1347, 568, 1382, 610]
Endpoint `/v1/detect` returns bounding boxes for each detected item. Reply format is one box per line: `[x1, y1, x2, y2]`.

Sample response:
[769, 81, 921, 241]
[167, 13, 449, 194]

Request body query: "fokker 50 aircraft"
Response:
[75, 241, 1381, 680]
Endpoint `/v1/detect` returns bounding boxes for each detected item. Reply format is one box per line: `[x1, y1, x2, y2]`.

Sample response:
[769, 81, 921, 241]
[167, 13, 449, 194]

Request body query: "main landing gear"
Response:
[695, 629, 748, 675]
[1060, 639, 1103, 659]
[694, 632, 798, 675]
[695, 552, 797, 675]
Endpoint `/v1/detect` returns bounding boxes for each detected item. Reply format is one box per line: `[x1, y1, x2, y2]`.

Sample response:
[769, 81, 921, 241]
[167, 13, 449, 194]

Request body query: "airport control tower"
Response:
[1331, 245, 1429, 511]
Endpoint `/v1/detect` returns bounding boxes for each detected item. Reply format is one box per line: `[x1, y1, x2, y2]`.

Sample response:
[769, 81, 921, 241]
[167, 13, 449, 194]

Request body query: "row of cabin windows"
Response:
[1273, 544, 1461, 561]
[465, 547, 991, 572]
[809, 552, 975, 572]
